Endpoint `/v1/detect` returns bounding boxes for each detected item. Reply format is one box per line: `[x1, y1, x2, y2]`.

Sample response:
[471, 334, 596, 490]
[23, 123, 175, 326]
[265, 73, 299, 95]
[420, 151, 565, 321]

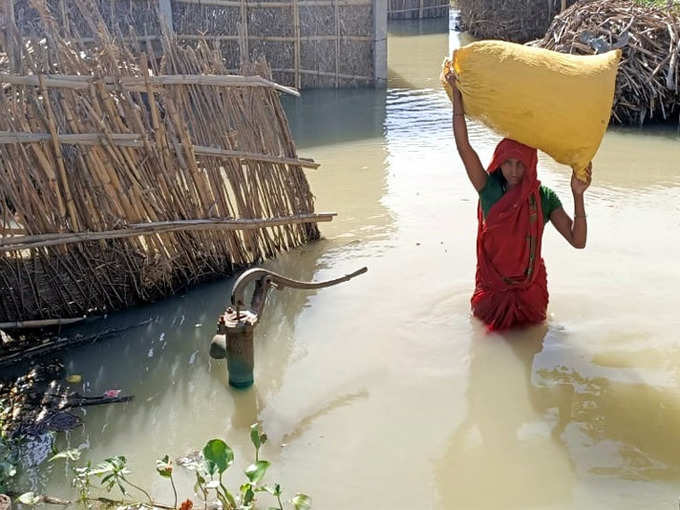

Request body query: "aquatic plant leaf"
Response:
[250, 424, 261, 449]
[18, 492, 41, 505]
[156, 455, 173, 478]
[49, 448, 82, 462]
[291, 493, 311, 510]
[202, 439, 233, 476]
[245, 461, 270, 483]
[242, 485, 255, 505]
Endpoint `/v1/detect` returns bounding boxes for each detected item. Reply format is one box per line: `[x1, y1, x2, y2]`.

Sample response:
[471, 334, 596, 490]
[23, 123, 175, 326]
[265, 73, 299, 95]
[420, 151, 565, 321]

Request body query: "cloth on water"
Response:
[480, 172, 562, 223]
[471, 139, 549, 331]
[441, 41, 620, 180]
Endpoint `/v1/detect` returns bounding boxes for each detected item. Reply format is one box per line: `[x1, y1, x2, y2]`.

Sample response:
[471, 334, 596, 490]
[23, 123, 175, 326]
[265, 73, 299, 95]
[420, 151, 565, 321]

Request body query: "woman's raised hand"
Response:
[571, 162, 592, 195]
[443, 61, 459, 92]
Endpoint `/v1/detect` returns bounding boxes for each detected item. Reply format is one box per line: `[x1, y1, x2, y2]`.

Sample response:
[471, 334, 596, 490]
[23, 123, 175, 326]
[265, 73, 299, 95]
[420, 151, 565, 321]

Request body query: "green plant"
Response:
[19, 424, 311, 510]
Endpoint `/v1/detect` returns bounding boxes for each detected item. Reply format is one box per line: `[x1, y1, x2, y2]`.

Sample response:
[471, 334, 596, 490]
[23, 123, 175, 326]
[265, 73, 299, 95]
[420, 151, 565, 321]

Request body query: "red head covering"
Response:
[471, 138, 548, 330]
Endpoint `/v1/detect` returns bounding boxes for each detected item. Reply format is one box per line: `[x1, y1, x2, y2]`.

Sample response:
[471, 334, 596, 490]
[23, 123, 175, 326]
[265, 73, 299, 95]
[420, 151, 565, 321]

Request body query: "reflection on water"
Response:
[23, 9, 680, 510]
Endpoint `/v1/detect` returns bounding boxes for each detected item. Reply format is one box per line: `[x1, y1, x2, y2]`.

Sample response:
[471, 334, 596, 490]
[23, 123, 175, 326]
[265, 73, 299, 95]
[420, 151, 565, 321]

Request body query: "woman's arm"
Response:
[444, 70, 487, 191]
[550, 163, 592, 249]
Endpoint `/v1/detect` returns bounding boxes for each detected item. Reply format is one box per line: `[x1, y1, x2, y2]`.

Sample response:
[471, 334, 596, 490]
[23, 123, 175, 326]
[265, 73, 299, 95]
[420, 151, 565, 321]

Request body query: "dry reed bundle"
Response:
[0, 0, 329, 324]
[532, 0, 680, 125]
[388, 0, 449, 20]
[457, 0, 579, 43]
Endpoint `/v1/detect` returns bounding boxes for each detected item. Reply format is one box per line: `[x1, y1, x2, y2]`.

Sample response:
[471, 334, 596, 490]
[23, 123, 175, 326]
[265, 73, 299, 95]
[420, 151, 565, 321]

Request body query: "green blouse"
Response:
[479, 173, 562, 223]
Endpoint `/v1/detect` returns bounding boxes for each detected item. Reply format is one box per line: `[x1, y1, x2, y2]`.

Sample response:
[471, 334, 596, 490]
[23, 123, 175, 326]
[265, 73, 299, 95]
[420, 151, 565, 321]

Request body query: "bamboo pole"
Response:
[0, 133, 320, 168]
[174, 0, 371, 5]
[158, 0, 175, 36]
[38, 75, 80, 231]
[0, 74, 301, 96]
[0, 214, 337, 251]
[293, 0, 302, 90]
[0, 317, 86, 329]
[176, 34, 372, 42]
[240, 0, 249, 65]
[335, 0, 340, 88]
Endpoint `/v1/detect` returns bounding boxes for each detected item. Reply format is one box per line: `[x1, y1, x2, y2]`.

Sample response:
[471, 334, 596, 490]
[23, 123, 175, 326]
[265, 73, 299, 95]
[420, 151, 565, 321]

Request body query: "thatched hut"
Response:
[5, 0, 387, 89]
[456, 0, 578, 43]
[0, 0, 333, 325]
[533, 0, 680, 126]
[388, 0, 449, 19]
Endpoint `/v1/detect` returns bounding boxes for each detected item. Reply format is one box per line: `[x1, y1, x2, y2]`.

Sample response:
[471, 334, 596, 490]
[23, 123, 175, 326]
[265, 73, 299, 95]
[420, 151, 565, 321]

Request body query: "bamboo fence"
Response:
[533, 0, 680, 125]
[0, 0, 331, 324]
[456, 0, 578, 42]
[388, 0, 449, 19]
[6, 0, 383, 88]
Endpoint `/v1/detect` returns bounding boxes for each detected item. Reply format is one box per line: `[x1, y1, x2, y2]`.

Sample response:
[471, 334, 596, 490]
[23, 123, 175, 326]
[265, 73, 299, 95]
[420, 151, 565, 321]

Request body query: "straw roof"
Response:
[0, 0, 330, 324]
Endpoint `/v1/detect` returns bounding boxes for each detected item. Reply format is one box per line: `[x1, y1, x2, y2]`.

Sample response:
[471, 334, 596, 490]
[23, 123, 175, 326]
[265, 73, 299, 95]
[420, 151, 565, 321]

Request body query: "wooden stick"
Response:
[293, 0, 301, 90]
[335, 0, 340, 88]
[39, 74, 80, 231]
[174, 0, 371, 6]
[240, 0, 249, 64]
[0, 317, 86, 329]
[0, 74, 301, 96]
[0, 214, 337, 251]
[0, 132, 319, 168]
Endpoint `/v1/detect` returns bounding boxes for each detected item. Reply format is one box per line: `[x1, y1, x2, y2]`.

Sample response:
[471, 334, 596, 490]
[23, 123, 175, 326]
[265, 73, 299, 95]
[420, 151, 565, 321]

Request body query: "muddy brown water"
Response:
[20, 12, 680, 509]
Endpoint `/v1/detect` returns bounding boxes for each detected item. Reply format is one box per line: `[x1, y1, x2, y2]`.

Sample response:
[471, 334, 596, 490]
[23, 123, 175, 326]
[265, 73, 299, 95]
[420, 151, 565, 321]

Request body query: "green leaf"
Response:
[17, 492, 41, 505]
[243, 486, 255, 505]
[49, 449, 81, 462]
[250, 424, 261, 450]
[291, 493, 311, 510]
[245, 460, 270, 484]
[274, 483, 281, 496]
[202, 439, 233, 476]
[156, 455, 173, 478]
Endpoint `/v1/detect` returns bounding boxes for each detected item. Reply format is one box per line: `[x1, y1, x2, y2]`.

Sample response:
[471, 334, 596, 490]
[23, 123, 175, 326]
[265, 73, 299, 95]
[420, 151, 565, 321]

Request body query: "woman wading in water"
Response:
[444, 71, 592, 331]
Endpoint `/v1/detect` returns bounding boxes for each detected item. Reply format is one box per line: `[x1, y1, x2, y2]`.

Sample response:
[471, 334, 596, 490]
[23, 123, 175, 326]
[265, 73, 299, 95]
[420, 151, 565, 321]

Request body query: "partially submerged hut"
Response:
[0, 0, 332, 324]
[388, 0, 449, 19]
[457, 0, 578, 42]
[533, 0, 680, 125]
[6, 0, 387, 89]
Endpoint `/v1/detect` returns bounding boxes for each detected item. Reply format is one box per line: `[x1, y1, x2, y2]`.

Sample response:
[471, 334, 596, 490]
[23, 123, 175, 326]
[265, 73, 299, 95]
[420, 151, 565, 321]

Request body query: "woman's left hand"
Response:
[571, 162, 592, 195]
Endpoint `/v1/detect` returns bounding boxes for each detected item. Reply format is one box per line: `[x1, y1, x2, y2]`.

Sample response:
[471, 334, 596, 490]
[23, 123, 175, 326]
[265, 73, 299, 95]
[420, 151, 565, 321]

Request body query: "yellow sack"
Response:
[441, 41, 620, 180]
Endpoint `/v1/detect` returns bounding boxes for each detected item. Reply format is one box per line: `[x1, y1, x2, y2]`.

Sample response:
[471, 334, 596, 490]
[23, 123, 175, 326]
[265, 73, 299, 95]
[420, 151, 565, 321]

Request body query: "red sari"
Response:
[471, 139, 549, 331]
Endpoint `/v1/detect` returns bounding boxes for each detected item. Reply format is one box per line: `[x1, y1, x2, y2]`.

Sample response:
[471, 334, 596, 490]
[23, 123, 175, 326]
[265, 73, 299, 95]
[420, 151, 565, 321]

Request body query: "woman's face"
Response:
[500, 158, 526, 188]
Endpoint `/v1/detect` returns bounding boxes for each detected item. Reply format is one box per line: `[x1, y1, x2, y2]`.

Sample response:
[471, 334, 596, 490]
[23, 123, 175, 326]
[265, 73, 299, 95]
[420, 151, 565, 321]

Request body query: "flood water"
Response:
[24, 12, 680, 509]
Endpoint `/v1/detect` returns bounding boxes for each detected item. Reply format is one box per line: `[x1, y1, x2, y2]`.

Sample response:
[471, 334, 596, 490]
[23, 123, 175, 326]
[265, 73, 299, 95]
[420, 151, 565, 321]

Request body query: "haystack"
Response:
[0, 0, 331, 325]
[456, 0, 579, 43]
[388, 0, 449, 19]
[532, 0, 680, 125]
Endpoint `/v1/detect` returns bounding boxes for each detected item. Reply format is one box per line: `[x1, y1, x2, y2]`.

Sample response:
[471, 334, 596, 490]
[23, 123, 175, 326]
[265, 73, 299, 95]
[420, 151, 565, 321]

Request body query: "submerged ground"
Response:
[20, 12, 680, 509]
